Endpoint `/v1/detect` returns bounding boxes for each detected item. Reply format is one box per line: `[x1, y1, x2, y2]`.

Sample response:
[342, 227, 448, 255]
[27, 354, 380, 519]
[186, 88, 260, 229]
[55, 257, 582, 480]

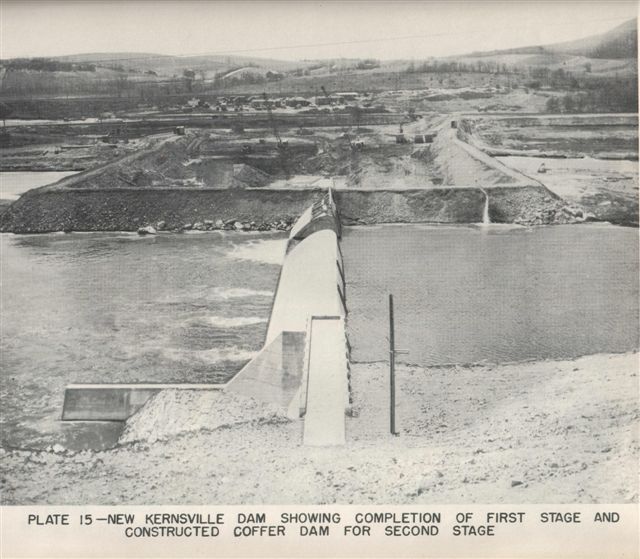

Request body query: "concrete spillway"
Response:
[227, 190, 351, 445]
[62, 189, 351, 446]
[265, 229, 345, 344]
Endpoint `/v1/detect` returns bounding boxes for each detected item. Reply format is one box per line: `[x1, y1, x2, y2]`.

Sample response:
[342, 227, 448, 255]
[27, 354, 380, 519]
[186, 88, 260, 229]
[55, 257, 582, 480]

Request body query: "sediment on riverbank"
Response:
[1, 352, 636, 504]
[0, 184, 580, 233]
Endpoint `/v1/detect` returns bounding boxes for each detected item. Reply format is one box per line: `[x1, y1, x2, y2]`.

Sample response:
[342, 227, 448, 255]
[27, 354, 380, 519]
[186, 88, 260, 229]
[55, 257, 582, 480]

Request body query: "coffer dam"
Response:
[0, 183, 564, 233]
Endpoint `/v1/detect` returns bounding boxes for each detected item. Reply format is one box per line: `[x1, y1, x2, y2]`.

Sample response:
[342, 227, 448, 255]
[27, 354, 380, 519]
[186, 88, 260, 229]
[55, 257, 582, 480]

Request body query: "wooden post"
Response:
[389, 294, 398, 436]
[389, 294, 408, 436]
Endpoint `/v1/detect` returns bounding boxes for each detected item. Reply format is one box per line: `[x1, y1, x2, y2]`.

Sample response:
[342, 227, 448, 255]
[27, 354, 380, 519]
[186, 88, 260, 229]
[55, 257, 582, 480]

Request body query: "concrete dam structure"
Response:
[63, 190, 352, 446]
[226, 190, 351, 445]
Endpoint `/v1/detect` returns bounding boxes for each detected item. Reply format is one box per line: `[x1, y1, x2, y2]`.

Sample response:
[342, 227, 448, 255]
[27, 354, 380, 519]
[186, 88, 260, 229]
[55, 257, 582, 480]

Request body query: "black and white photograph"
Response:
[0, 0, 638, 556]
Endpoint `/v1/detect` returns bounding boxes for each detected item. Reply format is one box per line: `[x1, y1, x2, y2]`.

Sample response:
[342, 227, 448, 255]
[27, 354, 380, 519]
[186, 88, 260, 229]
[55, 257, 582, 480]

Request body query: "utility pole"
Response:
[389, 294, 408, 436]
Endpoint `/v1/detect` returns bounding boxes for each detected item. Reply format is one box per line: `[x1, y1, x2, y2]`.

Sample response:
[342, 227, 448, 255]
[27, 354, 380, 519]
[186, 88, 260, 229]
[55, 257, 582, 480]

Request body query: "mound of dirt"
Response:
[120, 389, 289, 444]
[232, 163, 272, 188]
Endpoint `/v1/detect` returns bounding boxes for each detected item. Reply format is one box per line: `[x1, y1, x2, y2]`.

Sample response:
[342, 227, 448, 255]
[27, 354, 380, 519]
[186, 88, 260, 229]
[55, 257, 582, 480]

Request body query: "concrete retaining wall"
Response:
[62, 384, 223, 421]
[224, 332, 305, 410]
[301, 316, 350, 446]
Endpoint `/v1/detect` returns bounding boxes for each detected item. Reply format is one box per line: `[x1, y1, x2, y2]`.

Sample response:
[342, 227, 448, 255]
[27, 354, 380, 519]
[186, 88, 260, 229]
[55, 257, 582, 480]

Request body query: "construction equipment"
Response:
[263, 92, 289, 177]
[414, 133, 435, 144]
[395, 121, 408, 144]
[263, 92, 287, 150]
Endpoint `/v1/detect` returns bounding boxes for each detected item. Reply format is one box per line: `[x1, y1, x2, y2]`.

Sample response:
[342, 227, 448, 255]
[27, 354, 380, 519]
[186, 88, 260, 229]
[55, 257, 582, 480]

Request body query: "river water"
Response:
[2, 223, 638, 451]
[342, 223, 639, 365]
[0, 171, 79, 200]
[1, 232, 286, 450]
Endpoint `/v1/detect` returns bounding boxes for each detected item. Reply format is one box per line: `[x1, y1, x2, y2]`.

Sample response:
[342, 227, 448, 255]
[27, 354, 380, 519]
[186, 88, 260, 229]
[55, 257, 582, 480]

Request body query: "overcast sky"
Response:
[1, 1, 637, 61]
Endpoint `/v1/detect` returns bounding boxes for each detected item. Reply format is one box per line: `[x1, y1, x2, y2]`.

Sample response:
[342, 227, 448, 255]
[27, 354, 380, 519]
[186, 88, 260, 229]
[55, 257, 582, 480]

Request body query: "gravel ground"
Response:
[1, 352, 637, 505]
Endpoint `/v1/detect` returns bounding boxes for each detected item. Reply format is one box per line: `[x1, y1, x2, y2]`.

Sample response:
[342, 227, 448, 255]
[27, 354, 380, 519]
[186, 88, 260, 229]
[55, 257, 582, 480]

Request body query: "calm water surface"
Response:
[343, 223, 639, 365]
[0, 171, 78, 200]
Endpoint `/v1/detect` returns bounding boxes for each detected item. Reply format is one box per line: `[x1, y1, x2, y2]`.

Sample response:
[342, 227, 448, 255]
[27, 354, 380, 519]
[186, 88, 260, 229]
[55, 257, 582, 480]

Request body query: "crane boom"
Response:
[263, 92, 282, 146]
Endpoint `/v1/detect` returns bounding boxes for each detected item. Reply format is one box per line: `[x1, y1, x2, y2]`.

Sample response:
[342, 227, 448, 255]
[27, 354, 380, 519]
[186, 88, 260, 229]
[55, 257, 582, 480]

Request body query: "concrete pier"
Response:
[301, 316, 350, 446]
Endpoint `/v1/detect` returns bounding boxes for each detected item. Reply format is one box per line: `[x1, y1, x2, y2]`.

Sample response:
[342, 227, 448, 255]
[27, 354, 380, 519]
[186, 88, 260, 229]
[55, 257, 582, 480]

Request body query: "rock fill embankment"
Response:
[0, 188, 324, 233]
[335, 188, 485, 224]
[0, 184, 582, 233]
[430, 118, 540, 187]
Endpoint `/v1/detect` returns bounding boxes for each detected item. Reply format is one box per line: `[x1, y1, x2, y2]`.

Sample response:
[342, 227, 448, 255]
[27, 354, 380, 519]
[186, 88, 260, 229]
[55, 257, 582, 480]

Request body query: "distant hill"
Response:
[471, 18, 637, 59]
[0, 18, 636, 105]
[548, 18, 637, 59]
[443, 19, 637, 78]
[51, 52, 309, 76]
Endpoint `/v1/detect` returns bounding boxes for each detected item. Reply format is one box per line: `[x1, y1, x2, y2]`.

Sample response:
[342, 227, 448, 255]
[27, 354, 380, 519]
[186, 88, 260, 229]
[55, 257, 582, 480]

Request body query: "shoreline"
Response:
[2, 351, 637, 505]
[1, 216, 634, 237]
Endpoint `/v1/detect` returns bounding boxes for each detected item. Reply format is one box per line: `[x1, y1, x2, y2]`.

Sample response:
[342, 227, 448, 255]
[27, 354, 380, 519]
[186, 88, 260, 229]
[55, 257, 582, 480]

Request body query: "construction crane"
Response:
[321, 85, 364, 151]
[263, 92, 287, 150]
[396, 121, 409, 144]
[262, 92, 289, 177]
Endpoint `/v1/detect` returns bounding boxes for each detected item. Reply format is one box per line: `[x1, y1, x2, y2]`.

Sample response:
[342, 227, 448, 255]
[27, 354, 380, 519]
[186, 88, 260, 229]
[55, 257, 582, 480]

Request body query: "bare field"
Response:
[497, 155, 639, 224]
[470, 115, 638, 158]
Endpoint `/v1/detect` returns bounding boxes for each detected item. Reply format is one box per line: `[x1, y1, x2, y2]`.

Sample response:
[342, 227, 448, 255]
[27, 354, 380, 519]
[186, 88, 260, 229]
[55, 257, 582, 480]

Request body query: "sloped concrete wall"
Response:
[265, 229, 345, 345]
[225, 332, 305, 408]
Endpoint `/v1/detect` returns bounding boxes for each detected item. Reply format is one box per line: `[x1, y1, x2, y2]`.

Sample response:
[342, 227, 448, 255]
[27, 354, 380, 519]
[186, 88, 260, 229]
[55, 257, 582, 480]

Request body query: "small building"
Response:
[285, 97, 311, 108]
[336, 92, 359, 101]
[414, 133, 435, 144]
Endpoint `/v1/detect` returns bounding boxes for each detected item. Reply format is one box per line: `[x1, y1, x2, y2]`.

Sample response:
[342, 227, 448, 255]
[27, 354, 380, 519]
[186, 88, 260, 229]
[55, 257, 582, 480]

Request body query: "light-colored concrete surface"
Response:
[62, 387, 162, 421]
[227, 198, 345, 411]
[226, 331, 305, 408]
[266, 229, 345, 344]
[302, 317, 349, 446]
[288, 205, 313, 238]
